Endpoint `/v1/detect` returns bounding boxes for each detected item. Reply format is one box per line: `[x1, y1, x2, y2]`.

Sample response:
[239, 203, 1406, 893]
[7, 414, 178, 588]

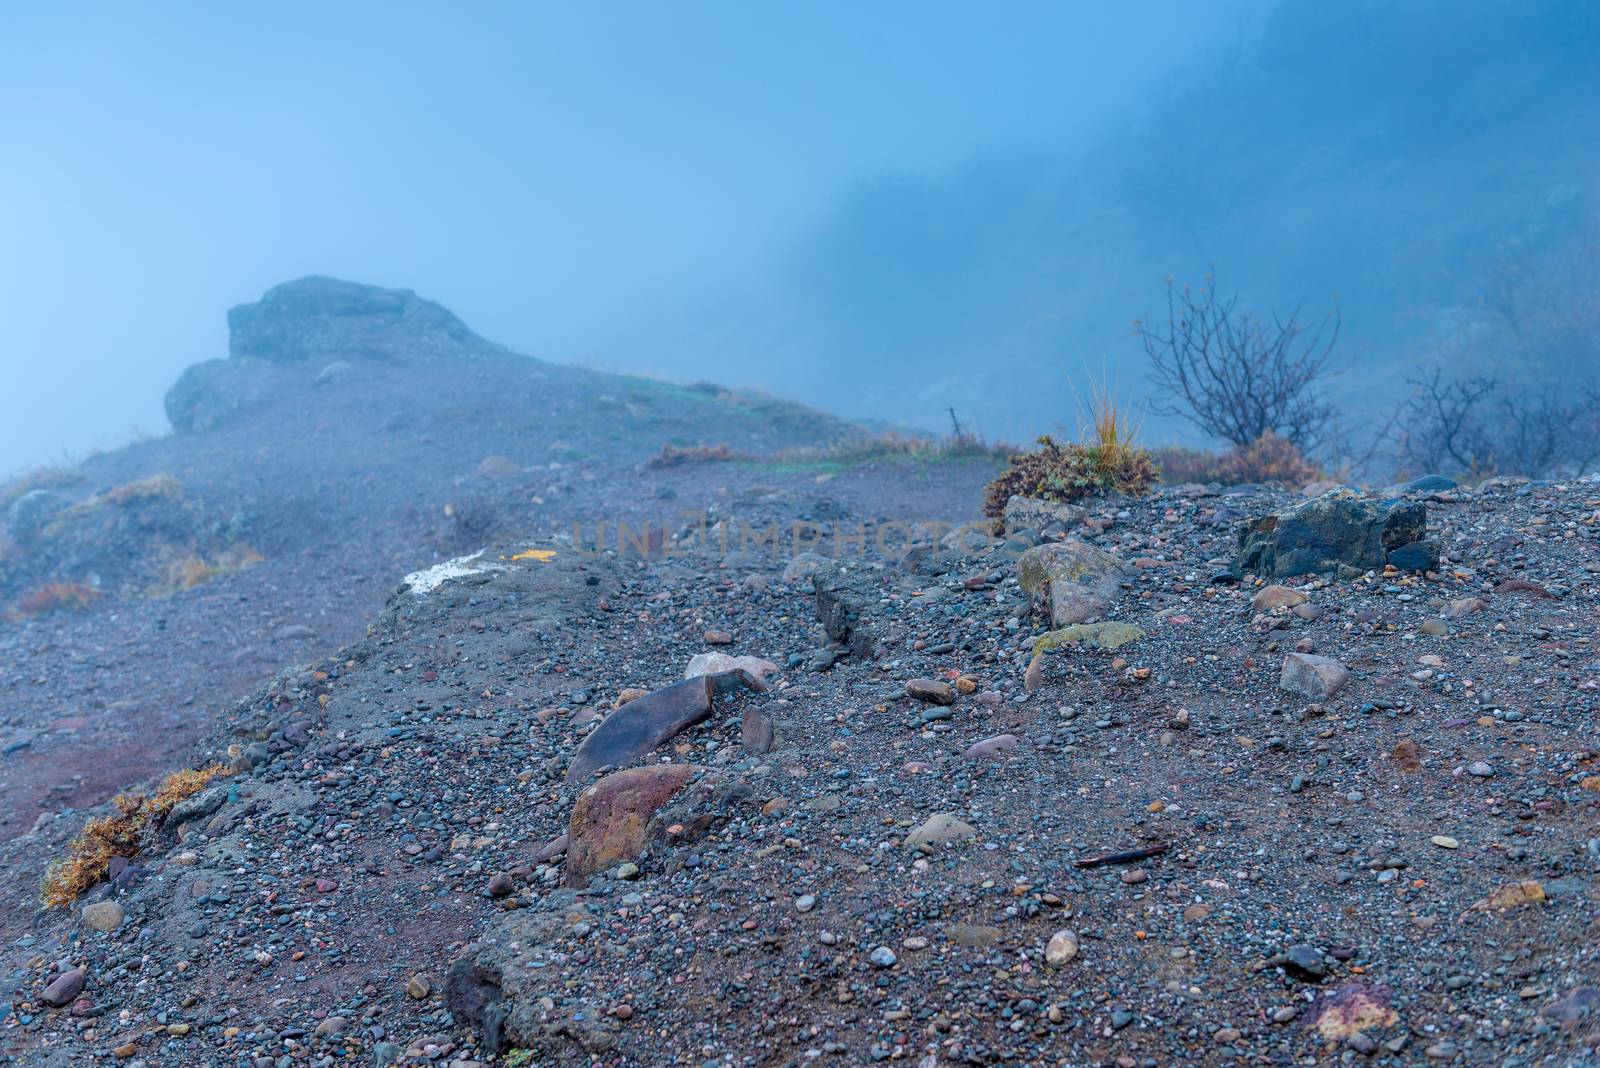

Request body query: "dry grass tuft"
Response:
[646, 443, 740, 468]
[983, 388, 1156, 517]
[159, 544, 266, 592]
[42, 764, 226, 907]
[100, 474, 183, 507]
[13, 581, 102, 617]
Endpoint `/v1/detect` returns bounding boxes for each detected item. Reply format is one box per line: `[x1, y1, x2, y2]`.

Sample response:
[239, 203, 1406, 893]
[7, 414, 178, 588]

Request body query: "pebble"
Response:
[1467, 761, 1495, 777]
[867, 946, 897, 968]
[1430, 835, 1459, 849]
[1044, 929, 1079, 965]
[795, 894, 816, 913]
[79, 900, 125, 932]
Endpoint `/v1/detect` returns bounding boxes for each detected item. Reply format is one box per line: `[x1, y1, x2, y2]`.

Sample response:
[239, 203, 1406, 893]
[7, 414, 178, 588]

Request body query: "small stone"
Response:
[1430, 835, 1459, 850]
[1283, 945, 1327, 982]
[406, 974, 432, 1000]
[1467, 761, 1494, 777]
[1252, 585, 1307, 611]
[964, 734, 1018, 759]
[1280, 653, 1349, 700]
[1420, 619, 1448, 637]
[703, 630, 733, 645]
[1044, 929, 1079, 966]
[906, 679, 954, 705]
[1120, 868, 1148, 885]
[868, 946, 897, 968]
[80, 900, 126, 932]
[42, 969, 85, 1006]
[486, 872, 514, 898]
[795, 894, 816, 913]
[615, 861, 640, 880]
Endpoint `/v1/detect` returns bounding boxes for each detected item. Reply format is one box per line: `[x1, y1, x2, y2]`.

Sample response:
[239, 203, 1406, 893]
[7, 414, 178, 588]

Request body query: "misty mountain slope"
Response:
[0, 277, 980, 849]
[659, 0, 1600, 447]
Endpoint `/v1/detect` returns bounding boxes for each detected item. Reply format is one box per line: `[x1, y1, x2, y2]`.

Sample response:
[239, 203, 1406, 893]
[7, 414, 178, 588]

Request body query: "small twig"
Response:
[1073, 843, 1170, 868]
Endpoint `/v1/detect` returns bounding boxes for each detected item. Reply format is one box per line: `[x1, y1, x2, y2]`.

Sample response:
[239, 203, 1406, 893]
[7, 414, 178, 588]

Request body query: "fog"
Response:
[3, 0, 1596, 477]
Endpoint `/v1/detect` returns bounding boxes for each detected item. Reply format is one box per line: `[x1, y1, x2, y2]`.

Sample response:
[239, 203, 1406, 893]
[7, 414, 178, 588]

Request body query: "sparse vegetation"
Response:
[11, 580, 102, 618]
[100, 473, 183, 507]
[983, 388, 1155, 516]
[771, 431, 1010, 474]
[0, 464, 84, 512]
[1137, 270, 1341, 452]
[1153, 432, 1325, 488]
[646, 443, 740, 468]
[158, 544, 266, 592]
[42, 764, 226, 907]
[1397, 366, 1600, 480]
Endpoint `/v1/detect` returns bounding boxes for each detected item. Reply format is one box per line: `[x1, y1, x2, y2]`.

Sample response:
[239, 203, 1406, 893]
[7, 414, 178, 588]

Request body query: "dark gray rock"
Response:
[1235, 493, 1426, 578]
[813, 565, 883, 659]
[1385, 539, 1440, 572]
[228, 276, 503, 365]
[566, 671, 765, 782]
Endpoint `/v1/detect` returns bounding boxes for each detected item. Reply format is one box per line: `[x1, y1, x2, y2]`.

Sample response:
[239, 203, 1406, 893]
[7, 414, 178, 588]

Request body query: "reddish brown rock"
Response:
[741, 707, 775, 754]
[565, 764, 701, 884]
[906, 678, 954, 705]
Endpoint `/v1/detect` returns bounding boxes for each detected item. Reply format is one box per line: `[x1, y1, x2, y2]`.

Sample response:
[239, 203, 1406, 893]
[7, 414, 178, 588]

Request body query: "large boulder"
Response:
[227, 276, 502, 364]
[1017, 540, 1128, 626]
[164, 357, 279, 432]
[1235, 492, 1430, 579]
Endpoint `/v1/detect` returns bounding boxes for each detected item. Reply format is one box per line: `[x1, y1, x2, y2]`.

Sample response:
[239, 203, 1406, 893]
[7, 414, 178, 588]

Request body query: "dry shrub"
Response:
[42, 765, 226, 907]
[1153, 432, 1324, 488]
[100, 474, 182, 507]
[159, 543, 265, 592]
[0, 464, 84, 511]
[646, 443, 740, 469]
[13, 581, 102, 617]
[983, 387, 1156, 517]
[776, 432, 1010, 468]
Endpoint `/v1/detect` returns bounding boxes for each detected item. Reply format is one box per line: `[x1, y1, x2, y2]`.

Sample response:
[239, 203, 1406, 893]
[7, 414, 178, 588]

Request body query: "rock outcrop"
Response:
[1235, 492, 1433, 579]
[227, 276, 504, 365]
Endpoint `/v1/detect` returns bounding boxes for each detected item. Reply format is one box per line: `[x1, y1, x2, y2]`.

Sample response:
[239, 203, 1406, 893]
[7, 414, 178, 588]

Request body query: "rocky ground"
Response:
[2, 280, 1598, 1067]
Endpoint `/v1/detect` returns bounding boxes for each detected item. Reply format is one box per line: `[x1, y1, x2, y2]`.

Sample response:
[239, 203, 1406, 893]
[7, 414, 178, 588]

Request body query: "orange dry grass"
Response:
[14, 581, 101, 617]
[42, 764, 226, 907]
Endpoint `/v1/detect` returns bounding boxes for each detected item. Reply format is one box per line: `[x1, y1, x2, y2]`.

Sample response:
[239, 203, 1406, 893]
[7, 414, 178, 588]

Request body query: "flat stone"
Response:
[1032, 621, 1145, 652]
[567, 670, 764, 782]
[905, 813, 977, 851]
[964, 734, 1019, 759]
[684, 652, 778, 683]
[1251, 585, 1307, 611]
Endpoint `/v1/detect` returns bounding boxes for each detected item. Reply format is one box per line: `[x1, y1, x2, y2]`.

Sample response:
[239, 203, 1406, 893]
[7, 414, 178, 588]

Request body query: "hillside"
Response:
[0, 280, 1596, 1067]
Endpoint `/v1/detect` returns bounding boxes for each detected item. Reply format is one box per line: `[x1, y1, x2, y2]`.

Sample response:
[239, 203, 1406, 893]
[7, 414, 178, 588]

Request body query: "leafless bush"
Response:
[1136, 270, 1341, 452]
[1397, 366, 1600, 479]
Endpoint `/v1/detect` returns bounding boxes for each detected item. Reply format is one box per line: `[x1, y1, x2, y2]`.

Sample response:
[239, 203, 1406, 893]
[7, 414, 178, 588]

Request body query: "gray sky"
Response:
[0, 1, 1261, 476]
